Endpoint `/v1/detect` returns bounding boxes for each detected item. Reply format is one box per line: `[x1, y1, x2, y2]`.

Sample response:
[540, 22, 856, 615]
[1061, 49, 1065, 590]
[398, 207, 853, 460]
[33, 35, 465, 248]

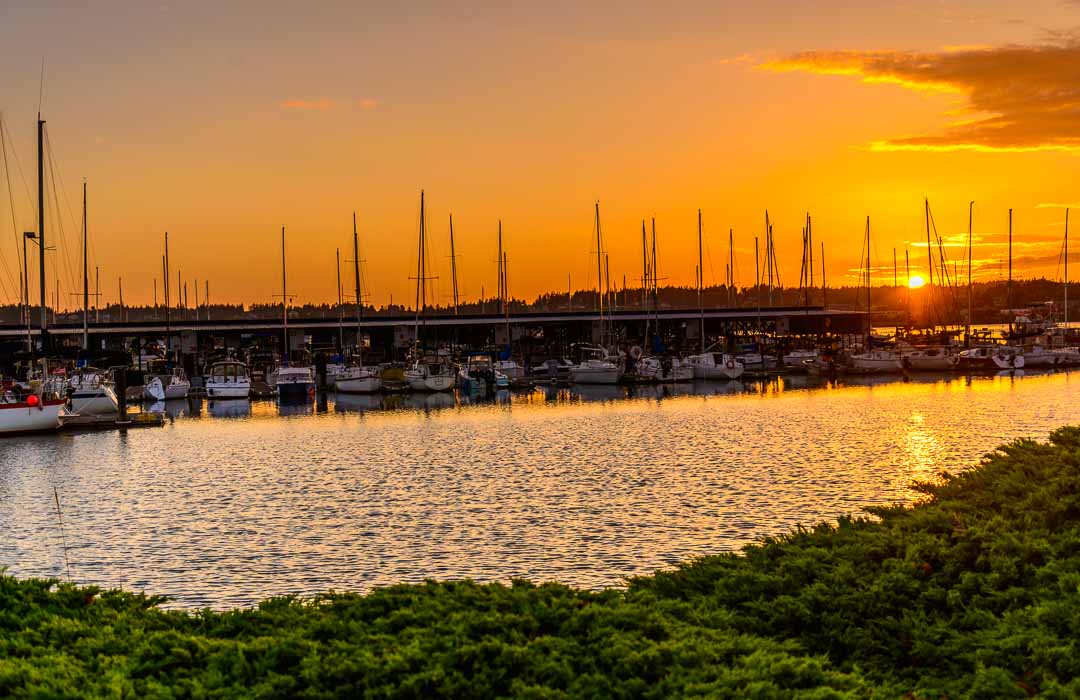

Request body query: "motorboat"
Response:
[144, 368, 190, 400]
[458, 355, 510, 396]
[493, 359, 525, 381]
[958, 346, 1025, 371]
[569, 346, 621, 385]
[848, 349, 903, 374]
[205, 361, 251, 399]
[686, 352, 745, 380]
[68, 368, 119, 417]
[0, 379, 66, 435]
[276, 366, 316, 400]
[900, 347, 959, 372]
[405, 355, 456, 392]
[335, 364, 381, 394]
[736, 352, 776, 372]
[782, 349, 819, 368]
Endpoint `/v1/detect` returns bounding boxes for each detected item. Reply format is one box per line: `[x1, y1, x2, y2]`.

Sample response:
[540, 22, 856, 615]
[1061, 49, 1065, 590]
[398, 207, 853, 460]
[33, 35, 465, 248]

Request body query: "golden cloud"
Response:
[761, 37, 1080, 152]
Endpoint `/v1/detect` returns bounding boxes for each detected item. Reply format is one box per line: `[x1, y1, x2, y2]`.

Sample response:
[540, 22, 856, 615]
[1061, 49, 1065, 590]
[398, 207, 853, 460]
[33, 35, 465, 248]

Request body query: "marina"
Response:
[3, 367, 1079, 609]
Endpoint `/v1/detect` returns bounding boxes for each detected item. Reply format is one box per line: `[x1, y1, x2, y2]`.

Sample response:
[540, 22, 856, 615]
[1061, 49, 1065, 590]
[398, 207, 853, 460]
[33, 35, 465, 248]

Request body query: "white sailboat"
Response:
[144, 367, 190, 400]
[0, 376, 66, 435]
[70, 368, 120, 415]
[570, 202, 621, 385]
[336, 213, 382, 394]
[686, 350, 745, 380]
[405, 191, 456, 392]
[569, 347, 621, 385]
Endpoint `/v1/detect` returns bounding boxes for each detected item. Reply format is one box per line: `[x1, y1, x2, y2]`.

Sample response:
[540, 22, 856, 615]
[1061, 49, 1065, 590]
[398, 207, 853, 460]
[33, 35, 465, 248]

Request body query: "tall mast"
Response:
[503, 251, 510, 343]
[335, 247, 343, 351]
[972, 200, 980, 345]
[82, 179, 88, 350]
[118, 276, 124, 323]
[595, 201, 604, 334]
[924, 198, 935, 329]
[808, 215, 814, 304]
[650, 216, 658, 329]
[497, 220, 503, 314]
[413, 191, 425, 345]
[905, 248, 911, 327]
[698, 209, 704, 354]
[353, 212, 362, 360]
[865, 216, 871, 348]
[754, 236, 761, 346]
[764, 211, 773, 307]
[37, 116, 47, 352]
[1008, 209, 1013, 336]
[1065, 208, 1070, 329]
[728, 228, 734, 307]
[281, 226, 288, 364]
[641, 220, 648, 315]
[449, 214, 459, 315]
[164, 232, 171, 349]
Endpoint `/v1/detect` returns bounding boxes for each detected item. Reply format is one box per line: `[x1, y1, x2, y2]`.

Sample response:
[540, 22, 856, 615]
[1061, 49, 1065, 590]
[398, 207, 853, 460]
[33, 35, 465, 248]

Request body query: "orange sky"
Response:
[0, 1, 1078, 309]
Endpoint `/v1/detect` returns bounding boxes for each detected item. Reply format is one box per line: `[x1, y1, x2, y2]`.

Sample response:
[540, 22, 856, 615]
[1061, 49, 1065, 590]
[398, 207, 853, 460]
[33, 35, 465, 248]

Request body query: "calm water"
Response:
[2, 370, 1078, 609]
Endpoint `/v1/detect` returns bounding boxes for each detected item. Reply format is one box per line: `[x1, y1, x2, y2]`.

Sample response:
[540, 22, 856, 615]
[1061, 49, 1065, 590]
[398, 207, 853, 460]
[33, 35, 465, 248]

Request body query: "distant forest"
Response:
[0, 277, 1074, 327]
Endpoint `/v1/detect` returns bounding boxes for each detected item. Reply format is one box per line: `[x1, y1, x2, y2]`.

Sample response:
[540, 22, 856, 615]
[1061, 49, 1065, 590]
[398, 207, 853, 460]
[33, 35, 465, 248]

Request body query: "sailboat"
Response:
[274, 226, 315, 400]
[569, 202, 621, 385]
[336, 213, 382, 394]
[850, 216, 903, 373]
[404, 191, 456, 392]
[0, 117, 66, 435]
[684, 210, 742, 380]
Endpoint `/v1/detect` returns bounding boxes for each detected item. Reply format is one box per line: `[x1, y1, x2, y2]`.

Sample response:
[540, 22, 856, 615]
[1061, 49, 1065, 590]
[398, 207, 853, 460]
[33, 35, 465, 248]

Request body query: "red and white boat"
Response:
[0, 381, 66, 436]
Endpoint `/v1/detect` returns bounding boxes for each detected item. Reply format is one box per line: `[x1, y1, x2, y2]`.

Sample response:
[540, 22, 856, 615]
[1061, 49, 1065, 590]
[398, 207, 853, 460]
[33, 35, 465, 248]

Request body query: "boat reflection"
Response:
[333, 393, 383, 414]
[207, 399, 252, 419]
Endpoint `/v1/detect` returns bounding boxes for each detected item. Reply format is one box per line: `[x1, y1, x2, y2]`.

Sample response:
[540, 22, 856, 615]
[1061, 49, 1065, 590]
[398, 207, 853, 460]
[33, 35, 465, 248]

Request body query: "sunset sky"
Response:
[0, 1, 1078, 309]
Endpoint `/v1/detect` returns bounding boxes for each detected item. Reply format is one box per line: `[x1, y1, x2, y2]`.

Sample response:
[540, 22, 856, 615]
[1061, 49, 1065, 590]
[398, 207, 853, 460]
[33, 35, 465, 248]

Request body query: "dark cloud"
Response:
[762, 36, 1080, 152]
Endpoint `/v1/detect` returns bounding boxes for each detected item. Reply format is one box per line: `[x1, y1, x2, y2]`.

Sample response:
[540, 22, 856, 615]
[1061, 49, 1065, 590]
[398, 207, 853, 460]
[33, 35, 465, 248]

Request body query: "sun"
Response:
[908, 275, 926, 289]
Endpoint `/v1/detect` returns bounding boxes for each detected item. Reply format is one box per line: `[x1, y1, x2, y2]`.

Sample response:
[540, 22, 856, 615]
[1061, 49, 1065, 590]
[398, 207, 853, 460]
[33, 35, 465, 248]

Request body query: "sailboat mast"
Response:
[449, 214, 459, 315]
[728, 228, 734, 307]
[650, 217, 658, 329]
[808, 215, 814, 303]
[698, 209, 704, 354]
[497, 220, 503, 314]
[1065, 209, 1070, 329]
[82, 180, 88, 350]
[972, 200, 980, 345]
[352, 212, 363, 361]
[281, 226, 288, 363]
[905, 249, 911, 326]
[414, 191, 425, 344]
[865, 216, 871, 348]
[37, 117, 47, 352]
[164, 233, 171, 347]
[335, 247, 343, 351]
[595, 201, 604, 331]
[1008, 209, 1013, 336]
[924, 199, 934, 329]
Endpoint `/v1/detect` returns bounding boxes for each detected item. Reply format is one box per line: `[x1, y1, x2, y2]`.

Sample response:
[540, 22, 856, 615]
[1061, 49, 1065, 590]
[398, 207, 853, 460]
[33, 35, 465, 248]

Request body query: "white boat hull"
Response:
[336, 376, 382, 393]
[0, 399, 65, 435]
[206, 382, 250, 399]
[70, 387, 119, 416]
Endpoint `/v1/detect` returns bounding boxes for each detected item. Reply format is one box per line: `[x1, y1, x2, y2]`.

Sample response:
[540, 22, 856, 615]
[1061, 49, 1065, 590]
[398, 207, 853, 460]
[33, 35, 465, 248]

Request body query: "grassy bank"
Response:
[4, 428, 1080, 698]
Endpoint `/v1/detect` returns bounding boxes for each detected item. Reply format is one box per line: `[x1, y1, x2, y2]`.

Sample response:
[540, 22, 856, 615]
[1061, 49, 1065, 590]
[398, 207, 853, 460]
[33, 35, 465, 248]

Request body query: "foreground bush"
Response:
[4, 427, 1080, 698]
